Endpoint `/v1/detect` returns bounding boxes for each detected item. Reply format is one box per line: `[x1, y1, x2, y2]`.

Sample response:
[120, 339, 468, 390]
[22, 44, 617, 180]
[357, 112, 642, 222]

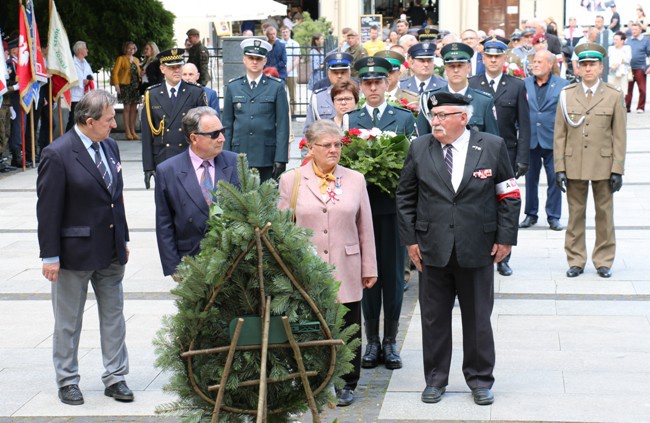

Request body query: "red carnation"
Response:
[348, 128, 362, 136]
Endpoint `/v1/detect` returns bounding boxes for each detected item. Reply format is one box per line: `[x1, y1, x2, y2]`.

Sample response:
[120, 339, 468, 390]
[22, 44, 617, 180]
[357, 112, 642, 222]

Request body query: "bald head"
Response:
[182, 63, 200, 84]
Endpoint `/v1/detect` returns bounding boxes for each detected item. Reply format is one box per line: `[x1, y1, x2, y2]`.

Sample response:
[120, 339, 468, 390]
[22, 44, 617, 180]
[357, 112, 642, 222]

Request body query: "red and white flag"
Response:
[47, 0, 79, 106]
[18, 0, 47, 111]
[0, 42, 7, 96]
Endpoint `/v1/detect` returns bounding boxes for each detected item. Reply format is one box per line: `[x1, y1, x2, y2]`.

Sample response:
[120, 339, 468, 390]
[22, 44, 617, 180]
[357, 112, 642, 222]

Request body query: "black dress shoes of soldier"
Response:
[566, 266, 584, 277]
[382, 320, 402, 369]
[58, 384, 84, 405]
[497, 262, 513, 276]
[597, 266, 612, 278]
[472, 387, 494, 405]
[104, 381, 134, 402]
[421, 386, 445, 403]
[362, 319, 382, 368]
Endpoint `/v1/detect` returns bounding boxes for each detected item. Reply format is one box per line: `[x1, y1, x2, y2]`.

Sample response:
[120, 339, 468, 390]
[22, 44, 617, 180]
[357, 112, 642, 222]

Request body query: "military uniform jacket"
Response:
[469, 73, 531, 167]
[554, 82, 626, 181]
[416, 86, 499, 137]
[187, 42, 211, 86]
[223, 74, 290, 167]
[304, 86, 335, 134]
[400, 75, 447, 94]
[141, 81, 207, 172]
[396, 129, 520, 268]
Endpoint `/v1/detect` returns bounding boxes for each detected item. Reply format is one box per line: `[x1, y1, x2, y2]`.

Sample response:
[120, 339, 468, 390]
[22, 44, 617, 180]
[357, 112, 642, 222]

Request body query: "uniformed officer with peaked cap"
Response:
[417, 42, 499, 137]
[304, 52, 355, 133]
[348, 56, 416, 373]
[400, 42, 447, 95]
[554, 42, 626, 279]
[375, 50, 417, 103]
[222, 38, 289, 182]
[141, 48, 207, 188]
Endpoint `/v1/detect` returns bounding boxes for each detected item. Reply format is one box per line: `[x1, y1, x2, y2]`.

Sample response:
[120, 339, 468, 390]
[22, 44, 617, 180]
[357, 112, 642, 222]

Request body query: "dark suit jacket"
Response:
[154, 148, 240, 276]
[141, 81, 207, 171]
[469, 74, 531, 167]
[396, 129, 520, 268]
[524, 74, 569, 150]
[37, 130, 129, 270]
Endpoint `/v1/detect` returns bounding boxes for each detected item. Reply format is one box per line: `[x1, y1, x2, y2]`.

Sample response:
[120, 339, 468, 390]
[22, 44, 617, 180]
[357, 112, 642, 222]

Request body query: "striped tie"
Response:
[91, 143, 111, 190]
[444, 144, 453, 175]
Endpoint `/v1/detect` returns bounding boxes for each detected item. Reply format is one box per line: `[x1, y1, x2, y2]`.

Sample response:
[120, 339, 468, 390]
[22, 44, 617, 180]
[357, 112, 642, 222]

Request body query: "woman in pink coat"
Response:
[278, 119, 377, 407]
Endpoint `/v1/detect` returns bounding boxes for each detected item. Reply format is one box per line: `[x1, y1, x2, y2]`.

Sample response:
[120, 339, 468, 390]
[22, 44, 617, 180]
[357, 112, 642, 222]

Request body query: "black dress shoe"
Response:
[566, 266, 584, 278]
[336, 387, 354, 407]
[361, 340, 382, 368]
[519, 216, 538, 228]
[471, 387, 494, 405]
[59, 384, 84, 405]
[421, 386, 445, 403]
[548, 220, 564, 231]
[597, 266, 612, 278]
[497, 262, 513, 276]
[104, 381, 134, 402]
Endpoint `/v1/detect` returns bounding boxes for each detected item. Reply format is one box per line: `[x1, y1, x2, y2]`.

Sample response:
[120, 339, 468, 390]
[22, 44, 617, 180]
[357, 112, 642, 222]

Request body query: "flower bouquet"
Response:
[503, 62, 525, 79]
[339, 127, 411, 196]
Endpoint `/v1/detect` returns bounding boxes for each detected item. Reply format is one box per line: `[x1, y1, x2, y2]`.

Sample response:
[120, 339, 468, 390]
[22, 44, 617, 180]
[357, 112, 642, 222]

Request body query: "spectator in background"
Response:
[594, 15, 613, 81]
[242, 30, 254, 37]
[636, 6, 647, 31]
[345, 30, 368, 62]
[280, 26, 300, 116]
[308, 33, 325, 90]
[339, 27, 352, 52]
[182, 63, 220, 118]
[186, 28, 211, 86]
[241, 20, 255, 35]
[66, 41, 94, 132]
[364, 25, 385, 56]
[609, 3, 621, 32]
[461, 29, 484, 76]
[111, 41, 141, 140]
[385, 30, 400, 49]
[139, 41, 162, 95]
[564, 17, 583, 48]
[406, 0, 427, 27]
[264, 26, 287, 80]
[395, 19, 410, 37]
[608, 31, 631, 95]
[625, 23, 650, 112]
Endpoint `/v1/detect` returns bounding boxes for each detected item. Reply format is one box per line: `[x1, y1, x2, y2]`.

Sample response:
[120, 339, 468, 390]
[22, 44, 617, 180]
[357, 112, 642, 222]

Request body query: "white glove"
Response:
[9, 107, 16, 120]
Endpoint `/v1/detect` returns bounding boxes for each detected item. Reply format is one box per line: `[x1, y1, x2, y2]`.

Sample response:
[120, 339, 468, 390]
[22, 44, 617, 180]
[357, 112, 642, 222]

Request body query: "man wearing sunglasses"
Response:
[154, 107, 240, 278]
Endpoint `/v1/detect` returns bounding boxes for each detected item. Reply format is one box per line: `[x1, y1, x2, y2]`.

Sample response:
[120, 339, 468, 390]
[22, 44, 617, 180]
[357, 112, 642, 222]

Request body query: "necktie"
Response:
[489, 79, 496, 93]
[444, 144, 453, 176]
[372, 108, 380, 127]
[170, 87, 177, 107]
[91, 143, 111, 190]
[419, 81, 425, 94]
[586, 88, 593, 105]
[251, 81, 257, 90]
[200, 160, 214, 205]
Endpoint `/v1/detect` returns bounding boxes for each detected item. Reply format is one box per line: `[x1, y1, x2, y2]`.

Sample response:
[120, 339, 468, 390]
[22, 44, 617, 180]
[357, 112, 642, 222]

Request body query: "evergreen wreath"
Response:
[154, 155, 358, 422]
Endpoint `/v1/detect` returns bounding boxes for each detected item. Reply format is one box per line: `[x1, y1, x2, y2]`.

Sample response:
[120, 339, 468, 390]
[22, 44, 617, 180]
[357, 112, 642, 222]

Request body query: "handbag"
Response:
[290, 168, 301, 223]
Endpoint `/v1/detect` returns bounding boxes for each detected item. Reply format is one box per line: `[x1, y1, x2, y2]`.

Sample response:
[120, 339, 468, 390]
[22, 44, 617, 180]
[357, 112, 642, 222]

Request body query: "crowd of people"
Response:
[4, 2, 633, 415]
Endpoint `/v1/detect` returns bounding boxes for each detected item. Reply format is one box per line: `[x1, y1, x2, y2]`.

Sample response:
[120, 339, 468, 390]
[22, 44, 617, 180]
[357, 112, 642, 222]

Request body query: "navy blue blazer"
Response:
[154, 148, 240, 276]
[37, 130, 129, 271]
[524, 75, 570, 150]
[204, 86, 221, 118]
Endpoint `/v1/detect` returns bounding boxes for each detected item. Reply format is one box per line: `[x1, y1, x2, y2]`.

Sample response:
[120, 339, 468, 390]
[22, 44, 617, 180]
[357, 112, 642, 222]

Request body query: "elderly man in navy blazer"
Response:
[521, 50, 569, 231]
[37, 90, 133, 406]
[155, 106, 240, 277]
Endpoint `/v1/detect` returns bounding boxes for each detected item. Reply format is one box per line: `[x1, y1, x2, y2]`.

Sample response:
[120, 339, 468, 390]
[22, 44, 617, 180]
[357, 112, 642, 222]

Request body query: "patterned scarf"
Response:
[312, 161, 336, 194]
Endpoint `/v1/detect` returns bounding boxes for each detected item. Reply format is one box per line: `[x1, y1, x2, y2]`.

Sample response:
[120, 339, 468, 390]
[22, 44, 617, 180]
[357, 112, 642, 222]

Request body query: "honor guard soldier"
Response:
[141, 48, 207, 189]
[554, 43, 626, 279]
[304, 52, 354, 133]
[222, 38, 290, 182]
[417, 42, 499, 137]
[348, 56, 416, 372]
[469, 35, 531, 276]
[400, 42, 447, 95]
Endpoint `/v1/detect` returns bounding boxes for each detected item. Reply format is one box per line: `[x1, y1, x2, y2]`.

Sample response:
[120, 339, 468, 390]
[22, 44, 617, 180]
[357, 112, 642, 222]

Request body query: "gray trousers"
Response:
[52, 260, 129, 388]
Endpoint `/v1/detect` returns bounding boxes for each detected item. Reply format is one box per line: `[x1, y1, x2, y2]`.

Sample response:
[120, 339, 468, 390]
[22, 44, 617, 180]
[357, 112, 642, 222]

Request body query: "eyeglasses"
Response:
[334, 97, 355, 104]
[314, 142, 343, 149]
[430, 111, 464, 121]
[194, 128, 225, 139]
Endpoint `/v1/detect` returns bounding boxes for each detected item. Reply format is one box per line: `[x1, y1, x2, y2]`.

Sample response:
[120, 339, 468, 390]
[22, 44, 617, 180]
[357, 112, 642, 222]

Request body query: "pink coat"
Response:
[278, 164, 377, 304]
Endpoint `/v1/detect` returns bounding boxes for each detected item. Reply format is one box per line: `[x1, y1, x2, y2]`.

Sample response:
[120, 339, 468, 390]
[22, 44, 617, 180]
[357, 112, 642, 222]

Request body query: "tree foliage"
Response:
[154, 155, 357, 422]
[0, 0, 175, 71]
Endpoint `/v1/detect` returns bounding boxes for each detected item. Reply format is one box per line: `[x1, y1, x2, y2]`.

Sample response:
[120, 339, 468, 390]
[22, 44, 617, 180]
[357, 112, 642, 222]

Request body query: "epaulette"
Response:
[470, 89, 494, 98]
[562, 83, 579, 91]
[228, 75, 246, 83]
[399, 77, 410, 83]
[264, 75, 282, 83]
[391, 105, 412, 113]
[603, 81, 622, 92]
[146, 83, 162, 91]
[314, 87, 329, 94]
[422, 86, 445, 95]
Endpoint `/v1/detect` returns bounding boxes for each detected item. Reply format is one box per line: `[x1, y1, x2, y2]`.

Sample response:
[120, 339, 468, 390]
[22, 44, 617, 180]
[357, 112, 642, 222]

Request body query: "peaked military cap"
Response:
[157, 48, 185, 66]
[440, 42, 474, 63]
[481, 35, 509, 55]
[408, 42, 437, 59]
[374, 50, 405, 71]
[574, 42, 607, 62]
[417, 28, 439, 41]
[7, 38, 18, 49]
[521, 28, 536, 36]
[240, 38, 272, 58]
[353, 56, 391, 80]
[427, 91, 471, 110]
[511, 31, 523, 40]
[324, 52, 354, 69]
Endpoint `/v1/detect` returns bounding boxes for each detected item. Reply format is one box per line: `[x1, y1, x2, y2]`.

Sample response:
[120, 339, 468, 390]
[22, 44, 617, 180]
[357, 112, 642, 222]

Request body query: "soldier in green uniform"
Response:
[186, 28, 211, 86]
[416, 42, 499, 137]
[348, 56, 416, 372]
[554, 43, 627, 279]
[141, 48, 207, 189]
[222, 39, 290, 182]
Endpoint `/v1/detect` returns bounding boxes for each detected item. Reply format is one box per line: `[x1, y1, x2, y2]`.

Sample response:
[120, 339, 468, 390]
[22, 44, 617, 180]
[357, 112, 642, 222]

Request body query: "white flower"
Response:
[508, 62, 519, 71]
[382, 130, 397, 139]
[358, 128, 373, 140]
[369, 127, 383, 138]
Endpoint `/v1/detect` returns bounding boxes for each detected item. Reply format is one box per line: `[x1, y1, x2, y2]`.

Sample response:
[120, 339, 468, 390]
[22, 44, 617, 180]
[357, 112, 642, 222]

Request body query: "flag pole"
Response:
[29, 104, 36, 164]
[58, 98, 63, 137]
[20, 108, 25, 170]
[49, 77, 53, 143]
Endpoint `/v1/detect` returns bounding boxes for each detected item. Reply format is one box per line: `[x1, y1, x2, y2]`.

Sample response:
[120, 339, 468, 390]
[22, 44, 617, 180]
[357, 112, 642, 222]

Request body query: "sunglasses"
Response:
[194, 128, 225, 139]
